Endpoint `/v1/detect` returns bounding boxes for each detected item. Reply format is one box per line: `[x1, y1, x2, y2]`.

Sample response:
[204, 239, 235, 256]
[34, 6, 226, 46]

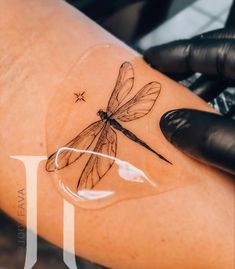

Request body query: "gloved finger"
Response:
[194, 28, 235, 40]
[160, 108, 235, 175]
[143, 28, 235, 77]
[139, 42, 191, 81]
[144, 39, 235, 80]
[144, 39, 193, 77]
[189, 75, 228, 102]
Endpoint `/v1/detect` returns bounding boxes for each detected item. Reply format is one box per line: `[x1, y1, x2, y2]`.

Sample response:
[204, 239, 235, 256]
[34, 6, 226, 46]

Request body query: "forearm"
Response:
[0, 1, 234, 269]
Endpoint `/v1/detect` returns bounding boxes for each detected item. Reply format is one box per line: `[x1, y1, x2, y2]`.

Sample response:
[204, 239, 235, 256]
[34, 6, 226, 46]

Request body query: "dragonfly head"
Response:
[97, 109, 108, 120]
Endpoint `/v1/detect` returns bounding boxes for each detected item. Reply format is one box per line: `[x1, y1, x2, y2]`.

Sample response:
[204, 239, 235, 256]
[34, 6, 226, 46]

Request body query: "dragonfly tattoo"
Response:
[46, 62, 171, 190]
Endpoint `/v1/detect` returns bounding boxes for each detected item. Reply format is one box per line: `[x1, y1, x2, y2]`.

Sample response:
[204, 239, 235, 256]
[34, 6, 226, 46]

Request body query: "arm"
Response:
[0, 1, 234, 268]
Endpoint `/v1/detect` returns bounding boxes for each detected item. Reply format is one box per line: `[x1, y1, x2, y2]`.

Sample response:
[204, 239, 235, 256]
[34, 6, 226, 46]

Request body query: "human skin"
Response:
[0, 1, 234, 269]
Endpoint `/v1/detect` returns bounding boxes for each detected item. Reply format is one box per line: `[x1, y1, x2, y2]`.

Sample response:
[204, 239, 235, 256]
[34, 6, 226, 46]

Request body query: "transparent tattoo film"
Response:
[45, 45, 197, 209]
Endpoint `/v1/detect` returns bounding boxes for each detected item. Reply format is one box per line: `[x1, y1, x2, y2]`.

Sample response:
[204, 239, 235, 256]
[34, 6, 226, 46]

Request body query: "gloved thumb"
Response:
[160, 109, 235, 175]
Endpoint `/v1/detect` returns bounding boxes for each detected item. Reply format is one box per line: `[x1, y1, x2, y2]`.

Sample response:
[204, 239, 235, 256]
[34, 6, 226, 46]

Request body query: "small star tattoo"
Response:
[74, 91, 86, 103]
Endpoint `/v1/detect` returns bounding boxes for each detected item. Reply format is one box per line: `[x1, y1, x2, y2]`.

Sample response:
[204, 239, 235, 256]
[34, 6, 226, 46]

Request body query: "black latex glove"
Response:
[144, 28, 235, 175]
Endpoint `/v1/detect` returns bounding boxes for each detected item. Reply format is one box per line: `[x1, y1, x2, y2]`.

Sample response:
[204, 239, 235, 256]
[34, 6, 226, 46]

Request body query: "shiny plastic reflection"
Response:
[54, 147, 156, 202]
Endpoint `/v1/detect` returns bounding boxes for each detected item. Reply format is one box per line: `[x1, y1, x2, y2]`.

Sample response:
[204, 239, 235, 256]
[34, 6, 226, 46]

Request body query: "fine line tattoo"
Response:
[46, 62, 172, 190]
[74, 91, 86, 102]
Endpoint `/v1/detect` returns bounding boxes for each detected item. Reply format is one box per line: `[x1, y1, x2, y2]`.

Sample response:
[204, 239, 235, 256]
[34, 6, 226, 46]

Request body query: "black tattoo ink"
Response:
[74, 91, 86, 102]
[46, 62, 171, 190]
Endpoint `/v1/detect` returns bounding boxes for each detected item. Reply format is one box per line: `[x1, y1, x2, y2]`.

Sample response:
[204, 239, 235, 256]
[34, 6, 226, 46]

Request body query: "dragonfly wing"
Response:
[112, 82, 161, 122]
[46, 120, 104, 171]
[106, 62, 134, 116]
[77, 123, 117, 190]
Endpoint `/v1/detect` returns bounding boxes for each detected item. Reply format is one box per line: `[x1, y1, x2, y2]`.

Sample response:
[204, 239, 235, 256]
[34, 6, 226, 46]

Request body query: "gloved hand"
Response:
[144, 28, 235, 175]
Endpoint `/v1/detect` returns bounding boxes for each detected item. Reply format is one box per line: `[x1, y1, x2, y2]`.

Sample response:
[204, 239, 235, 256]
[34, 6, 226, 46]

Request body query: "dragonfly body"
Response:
[98, 110, 171, 163]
